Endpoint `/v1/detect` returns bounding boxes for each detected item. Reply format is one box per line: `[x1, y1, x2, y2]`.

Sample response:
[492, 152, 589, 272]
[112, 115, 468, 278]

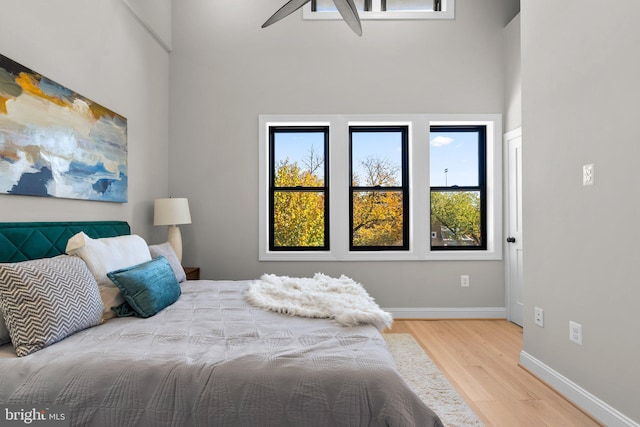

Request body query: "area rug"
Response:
[383, 333, 484, 427]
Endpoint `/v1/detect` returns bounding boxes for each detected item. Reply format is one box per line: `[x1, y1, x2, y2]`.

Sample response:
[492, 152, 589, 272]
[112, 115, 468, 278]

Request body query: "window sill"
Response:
[259, 250, 501, 262]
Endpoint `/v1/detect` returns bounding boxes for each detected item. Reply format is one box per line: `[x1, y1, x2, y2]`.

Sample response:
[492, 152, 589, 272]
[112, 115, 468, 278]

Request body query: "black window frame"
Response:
[430, 125, 487, 251]
[349, 125, 410, 251]
[269, 126, 330, 251]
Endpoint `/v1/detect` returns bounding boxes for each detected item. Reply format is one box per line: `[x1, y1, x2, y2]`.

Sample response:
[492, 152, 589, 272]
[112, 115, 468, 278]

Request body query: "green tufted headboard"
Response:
[0, 221, 131, 263]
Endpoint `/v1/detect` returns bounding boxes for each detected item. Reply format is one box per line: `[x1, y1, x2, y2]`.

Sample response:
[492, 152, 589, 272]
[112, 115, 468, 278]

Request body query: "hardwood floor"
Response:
[385, 320, 602, 426]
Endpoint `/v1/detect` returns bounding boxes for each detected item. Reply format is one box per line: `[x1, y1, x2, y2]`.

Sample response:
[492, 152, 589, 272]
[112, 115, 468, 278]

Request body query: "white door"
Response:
[505, 128, 523, 326]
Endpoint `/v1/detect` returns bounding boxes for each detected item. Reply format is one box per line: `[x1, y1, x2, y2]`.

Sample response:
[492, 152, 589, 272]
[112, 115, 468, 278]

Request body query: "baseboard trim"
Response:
[519, 351, 639, 427]
[385, 307, 506, 319]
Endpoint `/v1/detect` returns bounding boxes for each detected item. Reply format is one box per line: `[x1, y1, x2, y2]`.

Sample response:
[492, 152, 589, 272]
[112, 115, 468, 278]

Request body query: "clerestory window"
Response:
[306, 0, 453, 20]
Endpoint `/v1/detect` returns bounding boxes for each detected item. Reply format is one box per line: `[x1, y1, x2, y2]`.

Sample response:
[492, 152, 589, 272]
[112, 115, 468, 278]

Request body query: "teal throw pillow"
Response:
[107, 256, 181, 318]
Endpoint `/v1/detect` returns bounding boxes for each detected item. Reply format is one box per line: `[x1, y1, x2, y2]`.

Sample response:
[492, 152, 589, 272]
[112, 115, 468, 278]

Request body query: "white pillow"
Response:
[66, 232, 151, 319]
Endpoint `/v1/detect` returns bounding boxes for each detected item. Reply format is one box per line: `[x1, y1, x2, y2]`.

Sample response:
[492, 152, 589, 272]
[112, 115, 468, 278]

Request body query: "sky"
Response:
[273, 128, 479, 187]
[351, 131, 403, 185]
[274, 131, 326, 182]
[429, 130, 479, 187]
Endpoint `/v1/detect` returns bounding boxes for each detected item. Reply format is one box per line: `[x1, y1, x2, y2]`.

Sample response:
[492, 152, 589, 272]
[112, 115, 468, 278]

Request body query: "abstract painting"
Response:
[0, 53, 127, 202]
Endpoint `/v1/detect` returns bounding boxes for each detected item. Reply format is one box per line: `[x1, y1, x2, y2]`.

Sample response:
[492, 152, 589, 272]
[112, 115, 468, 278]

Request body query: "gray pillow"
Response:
[0, 256, 104, 357]
[148, 242, 187, 282]
[0, 311, 9, 345]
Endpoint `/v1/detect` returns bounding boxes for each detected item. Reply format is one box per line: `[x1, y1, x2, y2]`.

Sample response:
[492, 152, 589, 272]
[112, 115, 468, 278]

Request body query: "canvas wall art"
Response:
[0, 53, 127, 202]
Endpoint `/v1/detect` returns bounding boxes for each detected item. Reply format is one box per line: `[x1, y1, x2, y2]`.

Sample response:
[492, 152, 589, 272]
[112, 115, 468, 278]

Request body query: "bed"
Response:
[0, 221, 443, 426]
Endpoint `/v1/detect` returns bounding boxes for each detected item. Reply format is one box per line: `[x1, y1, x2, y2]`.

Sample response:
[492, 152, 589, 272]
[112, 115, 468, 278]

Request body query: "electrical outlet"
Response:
[569, 321, 583, 345]
[534, 307, 544, 327]
[583, 164, 594, 186]
[460, 275, 470, 287]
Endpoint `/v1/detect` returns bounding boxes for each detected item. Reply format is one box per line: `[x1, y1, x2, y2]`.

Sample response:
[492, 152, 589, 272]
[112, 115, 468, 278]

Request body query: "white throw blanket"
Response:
[245, 273, 393, 330]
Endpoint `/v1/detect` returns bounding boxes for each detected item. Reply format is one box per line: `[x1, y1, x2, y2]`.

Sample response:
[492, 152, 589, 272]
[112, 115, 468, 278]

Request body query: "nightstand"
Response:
[183, 266, 200, 280]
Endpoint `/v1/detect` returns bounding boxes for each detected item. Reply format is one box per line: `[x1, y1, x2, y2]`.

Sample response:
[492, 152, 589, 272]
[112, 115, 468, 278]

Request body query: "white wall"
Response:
[521, 0, 640, 422]
[0, 0, 170, 241]
[170, 0, 520, 310]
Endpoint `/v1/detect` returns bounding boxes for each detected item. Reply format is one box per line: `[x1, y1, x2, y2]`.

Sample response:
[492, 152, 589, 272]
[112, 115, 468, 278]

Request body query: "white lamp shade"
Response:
[154, 198, 192, 226]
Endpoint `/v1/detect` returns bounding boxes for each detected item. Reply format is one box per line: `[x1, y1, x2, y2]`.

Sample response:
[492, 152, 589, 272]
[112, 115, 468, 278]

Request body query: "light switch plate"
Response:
[583, 164, 594, 186]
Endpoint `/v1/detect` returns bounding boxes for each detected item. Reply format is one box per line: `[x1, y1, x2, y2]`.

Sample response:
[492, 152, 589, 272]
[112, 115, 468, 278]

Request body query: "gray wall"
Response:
[0, 0, 170, 241]
[503, 14, 521, 132]
[170, 0, 520, 309]
[521, 0, 640, 421]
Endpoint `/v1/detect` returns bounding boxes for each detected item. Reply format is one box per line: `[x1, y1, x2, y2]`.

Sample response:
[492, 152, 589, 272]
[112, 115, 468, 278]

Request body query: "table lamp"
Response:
[154, 197, 192, 262]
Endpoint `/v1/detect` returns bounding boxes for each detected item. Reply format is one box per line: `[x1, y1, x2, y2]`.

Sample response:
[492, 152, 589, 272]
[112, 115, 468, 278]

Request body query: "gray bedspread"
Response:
[0, 280, 443, 426]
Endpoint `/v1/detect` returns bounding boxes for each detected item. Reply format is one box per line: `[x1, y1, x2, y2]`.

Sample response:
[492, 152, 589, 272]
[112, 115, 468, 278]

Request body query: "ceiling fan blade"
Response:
[333, 0, 362, 36]
[262, 0, 312, 28]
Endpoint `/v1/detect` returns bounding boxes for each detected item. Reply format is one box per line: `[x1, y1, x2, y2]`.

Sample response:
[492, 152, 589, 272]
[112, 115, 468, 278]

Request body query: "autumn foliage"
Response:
[273, 160, 326, 248]
[273, 156, 480, 249]
[351, 157, 404, 247]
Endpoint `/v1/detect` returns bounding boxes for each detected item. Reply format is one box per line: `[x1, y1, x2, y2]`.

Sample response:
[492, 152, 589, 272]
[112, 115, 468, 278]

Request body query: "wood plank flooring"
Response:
[385, 320, 601, 426]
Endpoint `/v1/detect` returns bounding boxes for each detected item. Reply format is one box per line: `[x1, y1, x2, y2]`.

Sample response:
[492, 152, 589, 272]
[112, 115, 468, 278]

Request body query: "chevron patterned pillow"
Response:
[0, 256, 104, 357]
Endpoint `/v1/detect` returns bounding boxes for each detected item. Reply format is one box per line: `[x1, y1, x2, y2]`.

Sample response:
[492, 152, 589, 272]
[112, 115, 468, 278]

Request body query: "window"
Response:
[430, 126, 486, 250]
[306, 0, 453, 20]
[381, 0, 440, 12]
[269, 126, 330, 251]
[259, 114, 502, 261]
[312, 0, 368, 12]
[350, 126, 409, 250]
